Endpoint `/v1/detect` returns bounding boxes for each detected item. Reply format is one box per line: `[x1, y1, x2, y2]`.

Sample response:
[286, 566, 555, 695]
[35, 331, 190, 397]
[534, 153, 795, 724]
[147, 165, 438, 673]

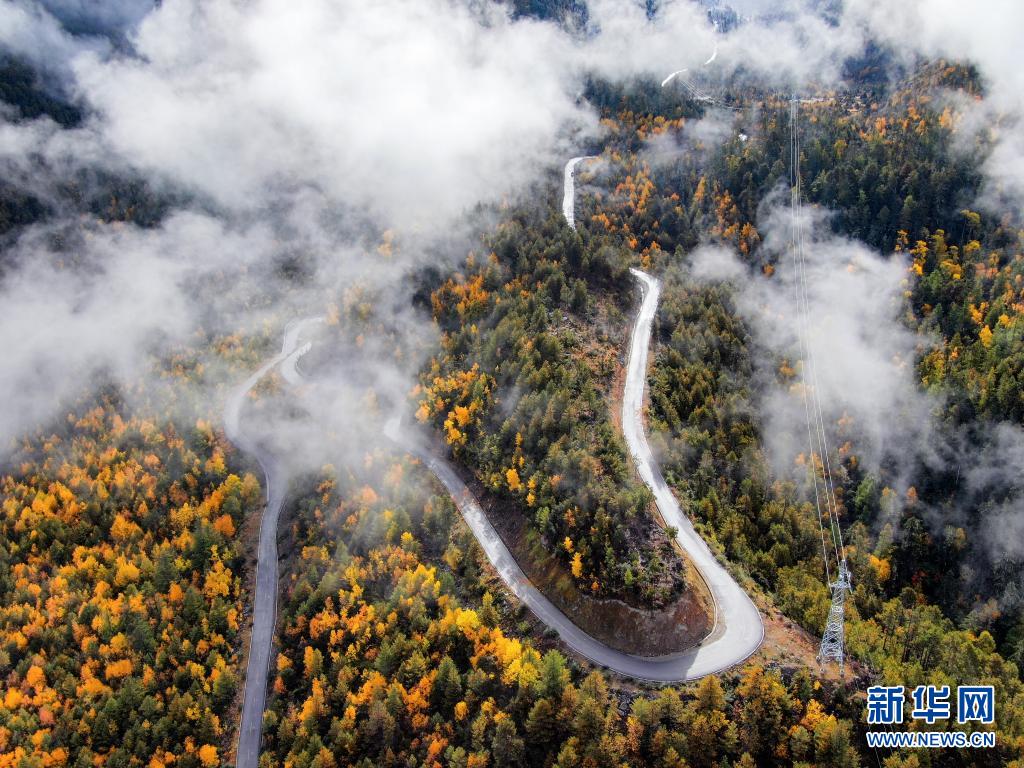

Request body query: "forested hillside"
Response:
[249, 57, 1024, 768]
[2, 1, 1024, 766]
[263, 458, 870, 768]
[568, 59, 1024, 762]
[415, 214, 692, 607]
[586, 61, 1024, 648]
[0, 394, 260, 767]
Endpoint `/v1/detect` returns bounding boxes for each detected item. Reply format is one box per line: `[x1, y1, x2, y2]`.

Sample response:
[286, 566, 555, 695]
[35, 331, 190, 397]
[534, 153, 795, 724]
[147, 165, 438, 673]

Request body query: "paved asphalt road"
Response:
[562, 156, 596, 230]
[227, 266, 764, 764]
[225, 318, 321, 768]
[621, 268, 763, 676]
[387, 268, 762, 680]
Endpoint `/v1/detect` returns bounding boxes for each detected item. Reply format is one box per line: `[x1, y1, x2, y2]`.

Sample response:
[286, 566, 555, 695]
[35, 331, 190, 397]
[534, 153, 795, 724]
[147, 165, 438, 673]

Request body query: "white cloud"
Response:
[0, 0, 107, 78]
[38, 0, 153, 34]
[722, 202, 931, 483]
[844, 0, 1024, 217]
[0, 212, 265, 445]
[689, 243, 746, 281]
[71, 0, 595, 231]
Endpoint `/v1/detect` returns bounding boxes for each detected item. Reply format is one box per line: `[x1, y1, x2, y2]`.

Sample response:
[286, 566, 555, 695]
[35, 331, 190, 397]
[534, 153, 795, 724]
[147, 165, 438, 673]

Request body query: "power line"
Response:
[788, 100, 834, 584]
[789, 96, 852, 675]
[791, 105, 845, 565]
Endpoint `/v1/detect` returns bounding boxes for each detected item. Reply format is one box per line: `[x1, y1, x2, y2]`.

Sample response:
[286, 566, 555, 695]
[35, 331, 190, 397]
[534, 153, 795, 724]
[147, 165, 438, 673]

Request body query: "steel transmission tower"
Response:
[817, 558, 852, 674]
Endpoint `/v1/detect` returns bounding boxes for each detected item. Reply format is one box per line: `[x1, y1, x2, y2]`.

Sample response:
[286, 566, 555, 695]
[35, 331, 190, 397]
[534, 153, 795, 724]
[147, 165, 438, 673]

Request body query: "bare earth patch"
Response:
[473, 473, 714, 656]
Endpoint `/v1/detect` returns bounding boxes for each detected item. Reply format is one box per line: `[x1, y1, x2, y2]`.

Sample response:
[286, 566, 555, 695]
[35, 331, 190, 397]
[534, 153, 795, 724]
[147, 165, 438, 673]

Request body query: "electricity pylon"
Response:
[817, 558, 852, 675]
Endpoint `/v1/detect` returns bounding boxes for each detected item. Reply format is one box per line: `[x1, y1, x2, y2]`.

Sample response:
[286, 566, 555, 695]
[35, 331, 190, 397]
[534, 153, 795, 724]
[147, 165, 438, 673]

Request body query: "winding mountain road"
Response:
[226, 265, 763, 763]
[662, 42, 721, 102]
[622, 268, 763, 674]
[562, 156, 597, 230]
[560, 153, 762, 669]
[225, 318, 322, 768]
[666, 42, 718, 81]
[387, 268, 762, 680]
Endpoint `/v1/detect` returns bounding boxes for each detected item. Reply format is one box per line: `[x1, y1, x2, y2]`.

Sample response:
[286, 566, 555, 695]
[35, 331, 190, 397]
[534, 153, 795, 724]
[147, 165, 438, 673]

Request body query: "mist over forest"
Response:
[1, 1, 1023, 767]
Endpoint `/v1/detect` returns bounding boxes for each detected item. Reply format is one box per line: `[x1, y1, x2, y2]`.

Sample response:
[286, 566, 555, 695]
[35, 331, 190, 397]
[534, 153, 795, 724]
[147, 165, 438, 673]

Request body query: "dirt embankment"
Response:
[468, 469, 712, 657]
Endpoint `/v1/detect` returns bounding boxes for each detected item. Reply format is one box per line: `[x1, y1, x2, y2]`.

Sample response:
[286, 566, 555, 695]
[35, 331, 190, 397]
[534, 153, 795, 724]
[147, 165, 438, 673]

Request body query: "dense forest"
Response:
[262, 458, 870, 768]
[1, 4, 1024, 766]
[584, 61, 1024, 646]
[255, 56, 1024, 767]
[0, 394, 260, 767]
[414, 219, 693, 606]
[576, 59, 1024, 760]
